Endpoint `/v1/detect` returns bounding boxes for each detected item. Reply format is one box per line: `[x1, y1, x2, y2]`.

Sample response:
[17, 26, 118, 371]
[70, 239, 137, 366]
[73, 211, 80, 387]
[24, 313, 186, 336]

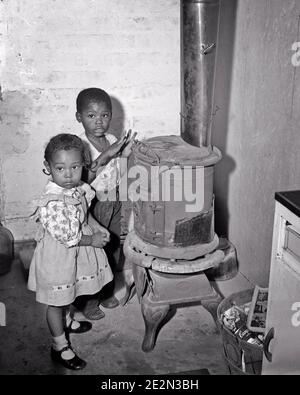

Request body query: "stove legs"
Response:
[140, 295, 223, 352]
[201, 294, 223, 326]
[141, 298, 170, 352]
[127, 261, 224, 351]
[119, 274, 136, 306]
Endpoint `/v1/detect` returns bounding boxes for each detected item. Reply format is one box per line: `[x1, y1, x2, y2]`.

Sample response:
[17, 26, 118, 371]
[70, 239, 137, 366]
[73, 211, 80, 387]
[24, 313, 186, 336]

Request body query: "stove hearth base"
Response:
[123, 230, 237, 352]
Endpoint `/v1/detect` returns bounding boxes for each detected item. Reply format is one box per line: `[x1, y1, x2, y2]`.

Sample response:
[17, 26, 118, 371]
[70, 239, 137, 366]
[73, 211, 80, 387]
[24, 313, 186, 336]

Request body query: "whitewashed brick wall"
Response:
[0, 0, 180, 239]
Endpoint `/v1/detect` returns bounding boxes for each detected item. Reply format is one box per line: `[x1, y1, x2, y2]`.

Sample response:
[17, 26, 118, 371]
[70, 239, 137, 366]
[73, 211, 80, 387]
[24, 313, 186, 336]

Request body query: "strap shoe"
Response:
[66, 320, 92, 334]
[51, 346, 86, 370]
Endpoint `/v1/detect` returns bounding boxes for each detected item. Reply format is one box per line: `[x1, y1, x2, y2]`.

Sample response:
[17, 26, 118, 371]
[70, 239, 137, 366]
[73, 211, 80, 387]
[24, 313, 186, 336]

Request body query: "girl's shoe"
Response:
[51, 346, 86, 370]
[65, 320, 92, 334]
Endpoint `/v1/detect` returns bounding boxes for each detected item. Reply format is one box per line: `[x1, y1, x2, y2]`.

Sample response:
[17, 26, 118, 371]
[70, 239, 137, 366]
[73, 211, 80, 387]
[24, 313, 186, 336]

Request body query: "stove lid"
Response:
[133, 135, 221, 167]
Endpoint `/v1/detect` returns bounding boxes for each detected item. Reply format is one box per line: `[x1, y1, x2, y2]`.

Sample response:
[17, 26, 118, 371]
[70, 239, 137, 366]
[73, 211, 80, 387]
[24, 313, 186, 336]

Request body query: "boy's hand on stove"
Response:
[120, 130, 138, 158]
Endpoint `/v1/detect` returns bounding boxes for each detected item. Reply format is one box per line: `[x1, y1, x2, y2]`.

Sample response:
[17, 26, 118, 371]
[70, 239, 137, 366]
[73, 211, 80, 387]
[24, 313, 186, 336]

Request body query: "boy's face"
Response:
[76, 101, 112, 139]
[45, 149, 83, 189]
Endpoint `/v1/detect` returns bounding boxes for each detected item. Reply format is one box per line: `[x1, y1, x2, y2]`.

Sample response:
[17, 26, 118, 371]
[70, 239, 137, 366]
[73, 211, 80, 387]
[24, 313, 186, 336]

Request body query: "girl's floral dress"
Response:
[28, 180, 113, 306]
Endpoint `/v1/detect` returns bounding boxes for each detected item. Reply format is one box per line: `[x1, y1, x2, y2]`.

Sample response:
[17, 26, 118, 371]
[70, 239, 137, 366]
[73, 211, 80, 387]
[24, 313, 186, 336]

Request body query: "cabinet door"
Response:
[262, 255, 300, 375]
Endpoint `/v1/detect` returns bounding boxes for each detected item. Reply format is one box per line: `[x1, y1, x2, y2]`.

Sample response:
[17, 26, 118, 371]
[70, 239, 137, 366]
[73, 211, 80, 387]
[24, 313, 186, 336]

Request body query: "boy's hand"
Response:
[108, 129, 138, 158]
[107, 131, 130, 159]
[93, 130, 138, 169]
[121, 130, 138, 158]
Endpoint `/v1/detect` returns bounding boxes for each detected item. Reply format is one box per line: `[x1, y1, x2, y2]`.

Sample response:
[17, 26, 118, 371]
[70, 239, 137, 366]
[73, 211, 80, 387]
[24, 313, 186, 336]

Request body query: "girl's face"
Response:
[45, 149, 83, 189]
[76, 101, 112, 139]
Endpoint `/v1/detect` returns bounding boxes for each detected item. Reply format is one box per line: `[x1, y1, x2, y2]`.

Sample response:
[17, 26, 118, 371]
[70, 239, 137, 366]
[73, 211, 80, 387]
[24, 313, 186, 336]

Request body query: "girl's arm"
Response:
[79, 234, 93, 246]
[39, 202, 82, 248]
[39, 201, 108, 248]
[79, 232, 109, 248]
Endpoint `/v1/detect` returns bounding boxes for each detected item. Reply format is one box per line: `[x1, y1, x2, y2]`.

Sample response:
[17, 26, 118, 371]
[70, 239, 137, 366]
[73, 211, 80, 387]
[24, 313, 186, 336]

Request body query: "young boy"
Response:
[75, 87, 136, 320]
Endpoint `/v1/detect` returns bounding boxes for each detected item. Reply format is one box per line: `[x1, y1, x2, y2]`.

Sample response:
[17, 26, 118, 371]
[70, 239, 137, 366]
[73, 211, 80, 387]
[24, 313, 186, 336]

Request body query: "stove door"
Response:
[133, 200, 165, 245]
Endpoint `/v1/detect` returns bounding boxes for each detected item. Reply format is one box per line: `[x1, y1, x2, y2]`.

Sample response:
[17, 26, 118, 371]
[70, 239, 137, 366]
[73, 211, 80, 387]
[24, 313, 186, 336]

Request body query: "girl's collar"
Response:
[45, 180, 83, 195]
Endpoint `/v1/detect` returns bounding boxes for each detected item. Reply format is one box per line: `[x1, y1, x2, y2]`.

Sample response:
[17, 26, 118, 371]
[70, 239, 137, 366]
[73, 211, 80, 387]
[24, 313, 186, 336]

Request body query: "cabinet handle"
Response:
[263, 327, 274, 362]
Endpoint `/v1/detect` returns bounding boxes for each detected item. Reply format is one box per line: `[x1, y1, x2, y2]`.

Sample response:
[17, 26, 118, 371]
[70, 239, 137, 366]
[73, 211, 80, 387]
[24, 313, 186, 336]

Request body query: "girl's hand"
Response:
[88, 214, 110, 238]
[98, 226, 110, 243]
[91, 230, 110, 248]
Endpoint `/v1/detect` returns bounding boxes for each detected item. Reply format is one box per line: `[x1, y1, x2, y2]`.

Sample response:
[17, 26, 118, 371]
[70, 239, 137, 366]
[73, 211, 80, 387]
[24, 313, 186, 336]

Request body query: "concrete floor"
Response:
[0, 250, 252, 376]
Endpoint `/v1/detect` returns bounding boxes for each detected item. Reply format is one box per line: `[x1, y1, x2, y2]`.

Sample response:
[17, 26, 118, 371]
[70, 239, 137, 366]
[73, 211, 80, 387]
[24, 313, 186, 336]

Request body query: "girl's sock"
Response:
[65, 310, 80, 330]
[52, 333, 75, 360]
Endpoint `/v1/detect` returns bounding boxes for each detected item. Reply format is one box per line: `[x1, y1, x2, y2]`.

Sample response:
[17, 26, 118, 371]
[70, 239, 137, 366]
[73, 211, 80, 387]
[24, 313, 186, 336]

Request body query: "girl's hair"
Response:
[44, 133, 91, 168]
[76, 87, 112, 113]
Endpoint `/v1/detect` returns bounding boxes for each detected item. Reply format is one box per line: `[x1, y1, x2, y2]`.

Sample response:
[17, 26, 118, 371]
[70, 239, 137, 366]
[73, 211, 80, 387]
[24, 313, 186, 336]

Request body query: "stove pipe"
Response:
[180, 0, 220, 148]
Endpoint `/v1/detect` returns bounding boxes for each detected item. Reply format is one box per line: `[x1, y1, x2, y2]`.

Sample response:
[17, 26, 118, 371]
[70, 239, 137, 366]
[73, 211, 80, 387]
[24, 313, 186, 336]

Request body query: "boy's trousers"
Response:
[92, 198, 121, 273]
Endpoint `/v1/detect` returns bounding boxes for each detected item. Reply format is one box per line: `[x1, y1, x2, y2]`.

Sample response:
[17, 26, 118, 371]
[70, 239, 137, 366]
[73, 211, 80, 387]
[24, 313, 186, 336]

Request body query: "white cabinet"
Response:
[262, 191, 300, 375]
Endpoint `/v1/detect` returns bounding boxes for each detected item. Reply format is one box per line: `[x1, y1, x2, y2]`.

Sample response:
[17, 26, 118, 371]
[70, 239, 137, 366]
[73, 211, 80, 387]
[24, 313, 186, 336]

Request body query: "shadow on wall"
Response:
[110, 95, 126, 139]
[212, 0, 238, 237]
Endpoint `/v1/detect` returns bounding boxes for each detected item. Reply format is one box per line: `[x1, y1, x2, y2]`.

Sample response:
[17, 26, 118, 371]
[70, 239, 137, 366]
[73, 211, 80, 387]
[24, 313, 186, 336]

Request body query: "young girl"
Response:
[28, 133, 112, 370]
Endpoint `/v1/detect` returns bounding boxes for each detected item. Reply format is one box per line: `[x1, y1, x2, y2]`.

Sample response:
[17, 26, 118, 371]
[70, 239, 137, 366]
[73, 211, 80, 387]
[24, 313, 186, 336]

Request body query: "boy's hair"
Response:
[76, 87, 112, 113]
[44, 133, 91, 167]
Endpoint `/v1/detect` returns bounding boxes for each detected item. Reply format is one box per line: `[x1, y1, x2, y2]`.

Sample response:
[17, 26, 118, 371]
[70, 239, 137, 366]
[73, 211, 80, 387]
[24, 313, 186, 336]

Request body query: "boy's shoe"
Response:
[65, 320, 92, 334]
[100, 295, 119, 309]
[82, 297, 105, 320]
[83, 306, 105, 320]
[51, 346, 86, 370]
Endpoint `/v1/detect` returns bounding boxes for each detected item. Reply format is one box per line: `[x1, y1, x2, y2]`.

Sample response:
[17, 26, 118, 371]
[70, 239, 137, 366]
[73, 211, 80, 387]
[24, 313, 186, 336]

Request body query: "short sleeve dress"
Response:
[27, 180, 113, 306]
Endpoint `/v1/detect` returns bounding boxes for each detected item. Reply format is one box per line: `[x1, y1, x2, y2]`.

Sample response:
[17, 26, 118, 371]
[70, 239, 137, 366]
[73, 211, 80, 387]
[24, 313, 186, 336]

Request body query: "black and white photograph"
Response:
[0, 0, 300, 380]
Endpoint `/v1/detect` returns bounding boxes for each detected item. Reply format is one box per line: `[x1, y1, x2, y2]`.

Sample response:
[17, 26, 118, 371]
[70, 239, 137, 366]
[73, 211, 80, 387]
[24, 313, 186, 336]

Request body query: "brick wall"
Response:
[2, 0, 300, 288]
[0, 0, 180, 239]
